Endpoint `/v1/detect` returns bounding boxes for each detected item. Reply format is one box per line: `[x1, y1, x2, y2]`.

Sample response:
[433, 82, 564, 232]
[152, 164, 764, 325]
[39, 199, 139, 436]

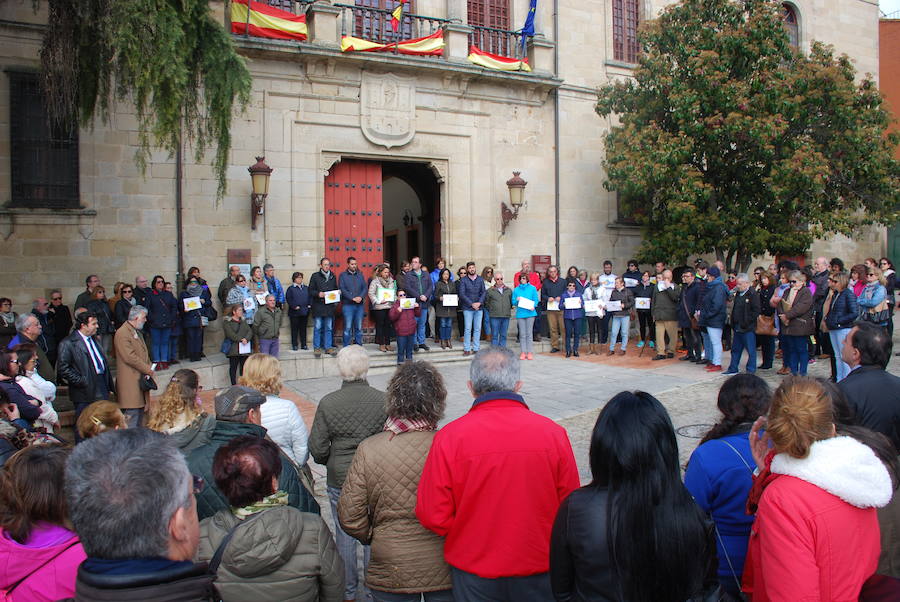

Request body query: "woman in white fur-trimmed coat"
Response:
[742, 376, 894, 602]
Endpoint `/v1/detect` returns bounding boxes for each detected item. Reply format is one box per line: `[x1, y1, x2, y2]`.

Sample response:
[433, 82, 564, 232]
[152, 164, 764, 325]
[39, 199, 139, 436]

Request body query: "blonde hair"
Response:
[867, 267, 887, 286]
[76, 401, 126, 439]
[238, 353, 282, 396]
[146, 369, 200, 432]
[767, 376, 834, 459]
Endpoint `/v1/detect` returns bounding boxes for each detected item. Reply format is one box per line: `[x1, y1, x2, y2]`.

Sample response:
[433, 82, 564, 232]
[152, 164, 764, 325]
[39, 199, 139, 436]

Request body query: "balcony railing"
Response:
[468, 24, 527, 59]
[335, 2, 449, 51]
[260, 0, 314, 13]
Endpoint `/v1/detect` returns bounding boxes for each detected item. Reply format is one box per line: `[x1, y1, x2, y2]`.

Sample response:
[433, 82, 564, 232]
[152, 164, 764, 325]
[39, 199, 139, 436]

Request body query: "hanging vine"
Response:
[40, 0, 252, 199]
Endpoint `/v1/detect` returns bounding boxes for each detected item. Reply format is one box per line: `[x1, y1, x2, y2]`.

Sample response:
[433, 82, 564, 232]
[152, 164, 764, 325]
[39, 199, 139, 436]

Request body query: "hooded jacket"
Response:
[699, 277, 728, 329]
[196, 506, 343, 602]
[0, 523, 86, 601]
[742, 436, 892, 602]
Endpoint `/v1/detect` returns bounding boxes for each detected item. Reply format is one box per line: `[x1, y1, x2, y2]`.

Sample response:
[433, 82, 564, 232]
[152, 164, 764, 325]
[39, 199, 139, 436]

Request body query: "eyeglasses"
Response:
[192, 475, 205, 495]
[828, 278, 837, 283]
[867, 272, 876, 277]
[51, 297, 62, 301]
[123, 290, 133, 294]
[789, 280, 798, 284]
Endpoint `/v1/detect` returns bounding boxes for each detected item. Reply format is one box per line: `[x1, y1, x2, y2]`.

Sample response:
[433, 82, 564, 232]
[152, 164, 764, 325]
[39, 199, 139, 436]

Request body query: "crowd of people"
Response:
[0, 334, 897, 601]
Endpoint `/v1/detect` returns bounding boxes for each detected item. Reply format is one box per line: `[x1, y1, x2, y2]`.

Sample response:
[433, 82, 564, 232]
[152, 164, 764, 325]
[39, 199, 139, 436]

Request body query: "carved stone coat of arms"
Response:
[360, 72, 416, 149]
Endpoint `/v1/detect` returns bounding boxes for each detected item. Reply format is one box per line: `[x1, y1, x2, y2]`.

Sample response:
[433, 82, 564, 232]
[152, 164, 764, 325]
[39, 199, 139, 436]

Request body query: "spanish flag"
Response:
[231, 0, 308, 41]
[467, 45, 531, 72]
[341, 30, 444, 56]
[391, 0, 408, 32]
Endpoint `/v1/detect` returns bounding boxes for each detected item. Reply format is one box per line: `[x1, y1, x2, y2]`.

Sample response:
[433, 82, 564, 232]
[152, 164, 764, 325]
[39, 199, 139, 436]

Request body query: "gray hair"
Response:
[65, 429, 191, 558]
[14, 313, 36, 333]
[736, 273, 750, 283]
[788, 270, 804, 283]
[128, 305, 148, 321]
[263, 263, 274, 271]
[337, 345, 369, 381]
[470, 347, 520, 395]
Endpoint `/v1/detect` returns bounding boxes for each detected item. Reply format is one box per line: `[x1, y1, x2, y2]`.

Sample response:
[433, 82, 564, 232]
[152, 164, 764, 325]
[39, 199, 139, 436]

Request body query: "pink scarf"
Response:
[383, 416, 436, 439]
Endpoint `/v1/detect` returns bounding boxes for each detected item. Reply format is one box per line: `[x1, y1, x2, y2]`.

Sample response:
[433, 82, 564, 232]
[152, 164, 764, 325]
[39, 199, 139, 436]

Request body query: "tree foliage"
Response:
[40, 0, 252, 198]
[597, 0, 900, 271]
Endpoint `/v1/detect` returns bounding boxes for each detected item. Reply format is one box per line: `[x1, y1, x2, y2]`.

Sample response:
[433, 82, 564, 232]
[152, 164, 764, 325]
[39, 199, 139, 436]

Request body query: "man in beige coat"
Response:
[114, 305, 154, 427]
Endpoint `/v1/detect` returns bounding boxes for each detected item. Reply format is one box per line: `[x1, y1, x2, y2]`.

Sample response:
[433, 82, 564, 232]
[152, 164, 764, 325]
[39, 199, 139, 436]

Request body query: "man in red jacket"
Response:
[416, 346, 580, 600]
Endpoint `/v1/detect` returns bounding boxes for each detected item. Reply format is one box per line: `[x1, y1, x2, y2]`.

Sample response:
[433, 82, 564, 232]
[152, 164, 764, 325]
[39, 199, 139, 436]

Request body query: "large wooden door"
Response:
[324, 160, 383, 337]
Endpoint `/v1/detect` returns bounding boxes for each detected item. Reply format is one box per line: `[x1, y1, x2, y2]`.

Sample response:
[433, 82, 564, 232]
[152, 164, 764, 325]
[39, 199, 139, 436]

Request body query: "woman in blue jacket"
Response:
[562, 280, 585, 358]
[824, 271, 859, 381]
[285, 272, 311, 351]
[684, 374, 771, 597]
[146, 275, 178, 369]
[512, 273, 539, 360]
[857, 267, 889, 328]
[179, 276, 214, 362]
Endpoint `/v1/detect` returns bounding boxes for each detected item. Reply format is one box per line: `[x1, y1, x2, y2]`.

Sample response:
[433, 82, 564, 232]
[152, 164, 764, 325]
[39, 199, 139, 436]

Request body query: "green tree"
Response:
[597, 0, 900, 271]
[40, 0, 252, 198]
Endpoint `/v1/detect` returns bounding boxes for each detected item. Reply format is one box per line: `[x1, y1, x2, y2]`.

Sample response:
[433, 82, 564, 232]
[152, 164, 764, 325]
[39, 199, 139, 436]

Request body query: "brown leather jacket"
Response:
[779, 286, 815, 336]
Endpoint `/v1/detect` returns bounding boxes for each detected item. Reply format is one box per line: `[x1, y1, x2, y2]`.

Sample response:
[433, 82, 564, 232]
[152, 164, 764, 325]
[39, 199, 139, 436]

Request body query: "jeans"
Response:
[289, 314, 308, 349]
[758, 334, 776, 368]
[491, 317, 509, 347]
[327, 486, 370, 600]
[609, 315, 630, 350]
[783, 334, 809, 375]
[184, 327, 203, 359]
[438, 317, 453, 340]
[517, 317, 535, 353]
[259, 338, 280, 358]
[564, 317, 582, 352]
[169, 333, 179, 361]
[451, 567, 552, 602]
[415, 305, 429, 346]
[705, 326, 724, 366]
[150, 327, 171, 362]
[830, 328, 852, 381]
[396, 334, 414, 363]
[463, 309, 483, 352]
[482, 307, 491, 337]
[342, 303, 364, 345]
[371, 590, 454, 602]
[727, 330, 757, 373]
[313, 316, 334, 350]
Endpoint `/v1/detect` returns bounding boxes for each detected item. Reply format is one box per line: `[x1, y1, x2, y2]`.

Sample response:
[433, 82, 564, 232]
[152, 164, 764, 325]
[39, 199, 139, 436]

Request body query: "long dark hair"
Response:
[590, 391, 712, 602]
[700, 374, 771, 444]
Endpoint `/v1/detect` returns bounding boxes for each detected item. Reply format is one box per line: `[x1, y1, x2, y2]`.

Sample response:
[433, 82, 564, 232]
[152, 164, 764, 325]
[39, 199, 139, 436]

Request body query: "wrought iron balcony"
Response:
[334, 2, 448, 53]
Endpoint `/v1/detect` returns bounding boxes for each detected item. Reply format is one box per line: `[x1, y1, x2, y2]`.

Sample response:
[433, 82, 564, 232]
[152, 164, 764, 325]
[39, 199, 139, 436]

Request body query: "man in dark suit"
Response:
[838, 322, 900, 452]
[56, 311, 114, 441]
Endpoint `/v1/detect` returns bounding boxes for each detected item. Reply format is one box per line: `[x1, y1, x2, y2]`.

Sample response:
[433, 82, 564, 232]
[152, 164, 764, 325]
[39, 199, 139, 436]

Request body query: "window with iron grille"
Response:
[783, 3, 799, 50]
[612, 0, 640, 64]
[468, 0, 511, 55]
[8, 71, 79, 209]
[355, 0, 413, 41]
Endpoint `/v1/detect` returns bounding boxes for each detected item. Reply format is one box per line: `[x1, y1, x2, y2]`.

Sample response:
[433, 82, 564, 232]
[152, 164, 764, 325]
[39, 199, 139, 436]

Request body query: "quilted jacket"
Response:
[309, 380, 386, 488]
[337, 431, 451, 593]
[260, 395, 310, 466]
[196, 506, 344, 602]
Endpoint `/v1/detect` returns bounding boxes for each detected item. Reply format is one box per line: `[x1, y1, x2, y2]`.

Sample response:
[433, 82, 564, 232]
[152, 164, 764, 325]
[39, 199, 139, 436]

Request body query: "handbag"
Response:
[683, 296, 700, 330]
[139, 374, 158, 392]
[857, 299, 890, 325]
[755, 315, 776, 336]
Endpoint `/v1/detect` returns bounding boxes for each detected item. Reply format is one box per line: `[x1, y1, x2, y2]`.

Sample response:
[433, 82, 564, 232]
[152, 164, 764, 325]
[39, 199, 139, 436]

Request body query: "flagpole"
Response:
[245, 0, 252, 37]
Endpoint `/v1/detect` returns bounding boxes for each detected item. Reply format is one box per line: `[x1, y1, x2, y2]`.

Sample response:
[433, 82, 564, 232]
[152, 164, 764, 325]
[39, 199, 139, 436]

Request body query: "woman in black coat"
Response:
[146, 275, 179, 369]
[114, 285, 137, 329]
[85, 286, 115, 354]
[550, 391, 718, 602]
[755, 271, 778, 370]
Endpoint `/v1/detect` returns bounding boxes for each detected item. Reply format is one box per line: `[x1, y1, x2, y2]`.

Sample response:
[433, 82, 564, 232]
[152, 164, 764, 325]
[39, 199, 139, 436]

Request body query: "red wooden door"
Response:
[324, 160, 383, 336]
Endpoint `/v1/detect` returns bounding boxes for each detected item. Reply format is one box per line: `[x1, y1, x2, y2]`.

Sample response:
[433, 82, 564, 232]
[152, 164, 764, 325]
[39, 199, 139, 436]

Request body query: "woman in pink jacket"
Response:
[0, 445, 86, 601]
[389, 290, 421, 366]
[742, 376, 893, 601]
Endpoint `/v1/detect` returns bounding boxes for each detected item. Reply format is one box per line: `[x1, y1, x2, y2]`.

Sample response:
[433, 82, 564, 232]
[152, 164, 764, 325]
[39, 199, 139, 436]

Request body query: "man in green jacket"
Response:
[650, 269, 681, 360]
[184, 386, 319, 520]
[253, 294, 283, 358]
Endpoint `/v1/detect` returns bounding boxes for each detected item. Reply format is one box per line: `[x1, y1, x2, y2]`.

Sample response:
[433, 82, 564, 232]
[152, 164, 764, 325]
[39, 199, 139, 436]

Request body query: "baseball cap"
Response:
[707, 266, 721, 278]
[214, 386, 266, 421]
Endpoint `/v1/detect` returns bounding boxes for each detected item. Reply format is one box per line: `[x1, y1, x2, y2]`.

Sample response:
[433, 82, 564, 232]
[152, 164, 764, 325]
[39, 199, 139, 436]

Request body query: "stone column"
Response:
[528, 35, 556, 75]
[444, 23, 473, 63]
[308, 2, 342, 48]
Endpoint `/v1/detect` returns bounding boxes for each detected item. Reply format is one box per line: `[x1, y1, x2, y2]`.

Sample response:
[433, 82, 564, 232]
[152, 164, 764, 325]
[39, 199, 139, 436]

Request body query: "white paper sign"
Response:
[376, 287, 395, 304]
[517, 297, 535, 311]
[584, 299, 600, 313]
[623, 278, 639, 288]
[599, 274, 616, 289]
[238, 340, 251, 354]
[635, 297, 651, 310]
[547, 300, 560, 311]
[564, 297, 582, 309]
[400, 298, 416, 309]
[242, 298, 254, 312]
[255, 293, 268, 305]
[324, 290, 340, 304]
[183, 296, 202, 312]
[442, 294, 458, 307]
[606, 300, 623, 312]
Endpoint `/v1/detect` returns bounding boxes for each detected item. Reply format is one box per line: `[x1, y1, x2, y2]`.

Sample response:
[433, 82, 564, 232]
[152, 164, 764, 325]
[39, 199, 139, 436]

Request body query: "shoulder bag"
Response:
[857, 299, 890, 325]
[755, 315, 776, 337]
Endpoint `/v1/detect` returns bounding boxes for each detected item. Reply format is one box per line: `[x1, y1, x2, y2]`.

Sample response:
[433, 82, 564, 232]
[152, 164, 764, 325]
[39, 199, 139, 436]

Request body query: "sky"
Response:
[883, 0, 900, 17]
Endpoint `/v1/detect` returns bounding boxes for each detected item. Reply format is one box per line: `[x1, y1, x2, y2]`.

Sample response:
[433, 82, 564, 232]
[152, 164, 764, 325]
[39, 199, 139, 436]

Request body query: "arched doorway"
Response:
[381, 160, 441, 272]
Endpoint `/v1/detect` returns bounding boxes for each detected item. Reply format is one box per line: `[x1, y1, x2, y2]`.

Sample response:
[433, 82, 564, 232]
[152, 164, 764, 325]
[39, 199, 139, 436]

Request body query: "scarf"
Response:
[0, 311, 15, 324]
[377, 275, 393, 289]
[186, 283, 204, 297]
[383, 415, 436, 439]
[232, 490, 289, 520]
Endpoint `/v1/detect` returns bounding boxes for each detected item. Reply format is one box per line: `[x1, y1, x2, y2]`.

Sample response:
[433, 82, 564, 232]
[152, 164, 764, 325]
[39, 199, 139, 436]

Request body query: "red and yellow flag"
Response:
[231, 0, 308, 41]
[341, 30, 444, 56]
[467, 45, 531, 72]
[390, 0, 408, 32]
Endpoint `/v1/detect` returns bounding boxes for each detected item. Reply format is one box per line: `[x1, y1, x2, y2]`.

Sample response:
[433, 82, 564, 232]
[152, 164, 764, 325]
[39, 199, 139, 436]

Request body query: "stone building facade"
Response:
[0, 0, 887, 330]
